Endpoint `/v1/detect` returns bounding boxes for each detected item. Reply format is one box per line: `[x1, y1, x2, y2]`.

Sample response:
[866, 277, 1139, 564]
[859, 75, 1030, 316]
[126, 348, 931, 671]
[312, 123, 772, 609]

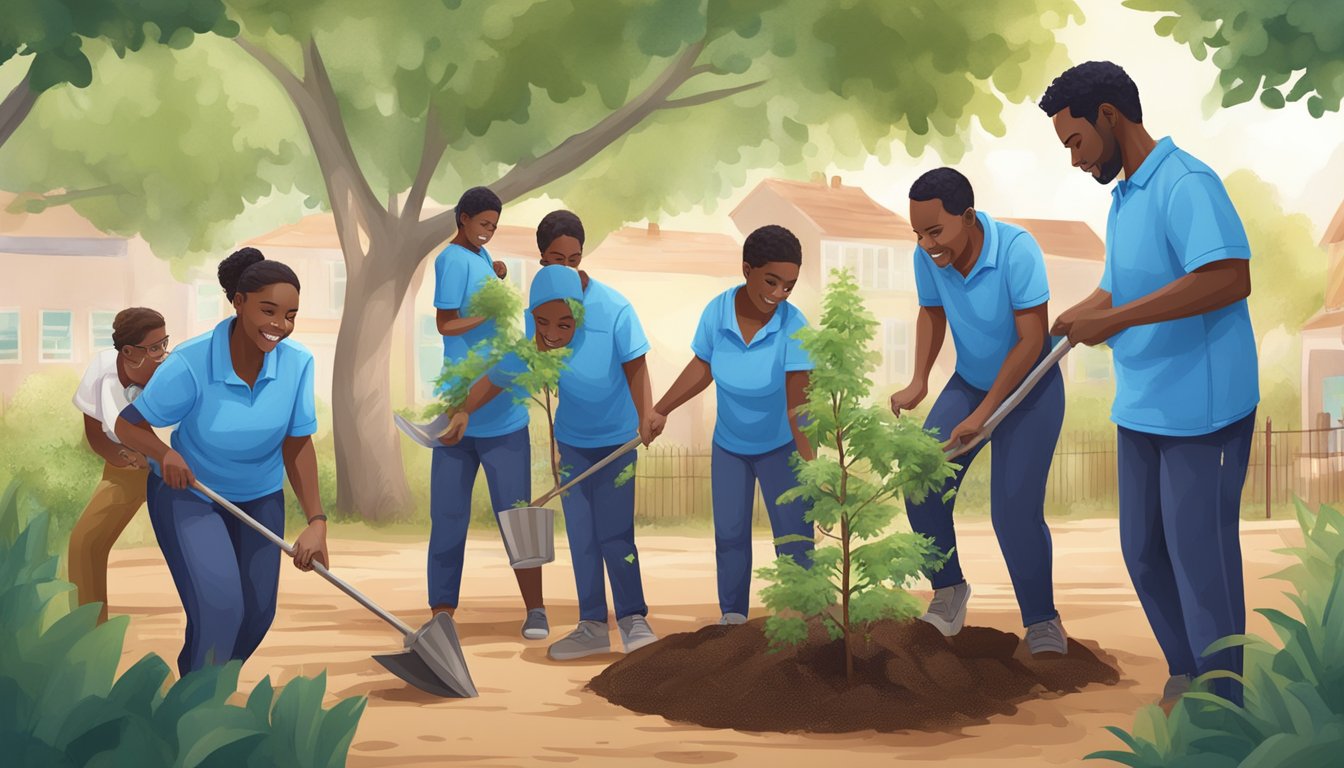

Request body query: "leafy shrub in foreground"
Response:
[1089, 500, 1344, 766]
[0, 483, 366, 767]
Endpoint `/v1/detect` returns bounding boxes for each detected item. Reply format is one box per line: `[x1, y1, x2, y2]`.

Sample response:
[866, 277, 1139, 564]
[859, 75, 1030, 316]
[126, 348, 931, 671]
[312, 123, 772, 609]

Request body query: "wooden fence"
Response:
[614, 420, 1344, 525]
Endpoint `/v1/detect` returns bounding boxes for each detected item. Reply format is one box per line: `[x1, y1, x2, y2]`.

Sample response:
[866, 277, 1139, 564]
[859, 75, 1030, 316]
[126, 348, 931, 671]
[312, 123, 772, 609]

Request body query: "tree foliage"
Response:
[755, 269, 956, 684]
[1125, 0, 1344, 116]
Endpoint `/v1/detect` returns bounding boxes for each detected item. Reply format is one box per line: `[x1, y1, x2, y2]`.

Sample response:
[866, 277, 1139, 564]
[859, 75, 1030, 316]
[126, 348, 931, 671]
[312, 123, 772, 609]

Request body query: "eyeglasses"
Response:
[126, 337, 171, 359]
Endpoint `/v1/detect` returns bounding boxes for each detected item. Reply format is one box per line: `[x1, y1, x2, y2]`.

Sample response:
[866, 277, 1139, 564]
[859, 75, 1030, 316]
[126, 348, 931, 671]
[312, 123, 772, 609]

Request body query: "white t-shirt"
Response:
[72, 349, 142, 444]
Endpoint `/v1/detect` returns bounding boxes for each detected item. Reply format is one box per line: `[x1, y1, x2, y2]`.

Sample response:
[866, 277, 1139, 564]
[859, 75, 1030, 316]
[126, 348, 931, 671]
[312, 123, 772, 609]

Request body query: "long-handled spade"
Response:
[191, 480, 479, 699]
[944, 337, 1074, 462]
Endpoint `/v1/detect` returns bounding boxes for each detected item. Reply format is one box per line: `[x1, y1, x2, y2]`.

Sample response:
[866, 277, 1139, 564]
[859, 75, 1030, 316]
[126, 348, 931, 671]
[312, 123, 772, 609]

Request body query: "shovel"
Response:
[496, 436, 644, 568]
[944, 337, 1073, 461]
[191, 480, 478, 699]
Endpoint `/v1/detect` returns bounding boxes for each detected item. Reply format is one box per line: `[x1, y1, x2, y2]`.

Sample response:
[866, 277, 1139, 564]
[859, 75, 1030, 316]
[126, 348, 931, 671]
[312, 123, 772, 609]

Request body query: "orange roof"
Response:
[1323, 199, 1344, 249]
[0, 192, 121, 239]
[1302, 309, 1344, 331]
[734, 178, 911, 240]
[1000, 218, 1105, 262]
[585, 225, 742, 277]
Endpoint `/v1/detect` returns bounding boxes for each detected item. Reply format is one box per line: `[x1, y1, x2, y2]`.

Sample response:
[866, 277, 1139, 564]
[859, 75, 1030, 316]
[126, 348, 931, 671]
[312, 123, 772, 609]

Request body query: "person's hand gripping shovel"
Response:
[944, 337, 1073, 461]
[191, 480, 479, 699]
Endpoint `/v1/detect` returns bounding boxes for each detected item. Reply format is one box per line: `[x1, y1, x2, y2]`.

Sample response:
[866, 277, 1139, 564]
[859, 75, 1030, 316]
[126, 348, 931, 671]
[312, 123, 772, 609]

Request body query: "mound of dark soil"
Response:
[587, 618, 1120, 733]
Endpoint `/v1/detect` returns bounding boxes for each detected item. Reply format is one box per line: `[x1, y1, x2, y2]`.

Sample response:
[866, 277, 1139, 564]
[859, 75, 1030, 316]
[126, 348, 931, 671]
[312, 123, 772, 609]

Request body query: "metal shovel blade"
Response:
[381, 612, 479, 699]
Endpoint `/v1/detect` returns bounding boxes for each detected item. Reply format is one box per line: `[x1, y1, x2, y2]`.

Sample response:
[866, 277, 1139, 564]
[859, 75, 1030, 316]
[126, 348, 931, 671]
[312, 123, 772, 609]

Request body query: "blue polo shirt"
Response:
[913, 212, 1051, 391]
[1101, 137, 1258, 436]
[432, 242, 527, 438]
[525, 278, 649, 448]
[133, 317, 318, 502]
[691, 287, 813, 455]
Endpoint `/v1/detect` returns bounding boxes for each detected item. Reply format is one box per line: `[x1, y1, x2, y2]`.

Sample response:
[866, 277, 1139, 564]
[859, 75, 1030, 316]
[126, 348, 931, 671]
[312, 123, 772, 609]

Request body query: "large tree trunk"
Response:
[331, 243, 417, 520]
[0, 72, 38, 154]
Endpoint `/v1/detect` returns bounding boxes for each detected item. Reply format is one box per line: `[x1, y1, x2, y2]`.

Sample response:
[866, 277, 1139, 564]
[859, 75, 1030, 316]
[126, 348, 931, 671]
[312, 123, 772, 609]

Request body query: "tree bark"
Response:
[0, 72, 39, 153]
[331, 242, 417, 521]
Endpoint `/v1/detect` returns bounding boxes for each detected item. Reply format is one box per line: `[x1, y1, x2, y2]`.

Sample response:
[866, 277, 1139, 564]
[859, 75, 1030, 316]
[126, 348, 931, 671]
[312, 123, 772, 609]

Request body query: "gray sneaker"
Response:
[547, 620, 611, 660]
[617, 614, 659, 653]
[521, 608, 549, 640]
[920, 581, 972, 636]
[1025, 616, 1069, 656]
[718, 612, 748, 626]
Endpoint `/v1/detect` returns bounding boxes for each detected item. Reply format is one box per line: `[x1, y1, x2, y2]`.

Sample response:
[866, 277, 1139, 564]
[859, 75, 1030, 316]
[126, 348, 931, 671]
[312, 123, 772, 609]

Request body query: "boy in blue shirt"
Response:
[890, 168, 1068, 656]
[1040, 61, 1258, 708]
[431, 186, 547, 640]
[650, 225, 815, 626]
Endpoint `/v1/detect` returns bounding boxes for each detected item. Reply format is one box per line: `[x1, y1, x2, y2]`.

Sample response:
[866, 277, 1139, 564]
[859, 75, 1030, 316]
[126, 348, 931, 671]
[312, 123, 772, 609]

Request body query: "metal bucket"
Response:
[497, 506, 555, 569]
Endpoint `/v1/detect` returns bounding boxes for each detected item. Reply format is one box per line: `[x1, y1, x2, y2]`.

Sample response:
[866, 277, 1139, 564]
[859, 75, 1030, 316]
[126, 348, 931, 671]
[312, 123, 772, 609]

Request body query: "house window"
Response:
[417, 315, 445, 402]
[0, 310, 19, 363]
[90, 310, 116, 351]
[40, 310, 73, 362]
[329, 261, 347, 314]
[195, 281, 222, 324]
[821, 242, 912, 292]
[882, 318, 910, 383]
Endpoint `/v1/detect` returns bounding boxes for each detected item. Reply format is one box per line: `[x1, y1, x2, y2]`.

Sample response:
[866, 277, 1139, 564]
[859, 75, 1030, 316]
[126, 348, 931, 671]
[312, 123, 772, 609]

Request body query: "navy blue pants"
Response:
[558, 442, 648, 622]
[1118, 411, 1255, 705]
[428, 427, 531, 609]
[905, 364, 1065, 627]
[711, 441, 814, 616]
[147, 473, 284, 677]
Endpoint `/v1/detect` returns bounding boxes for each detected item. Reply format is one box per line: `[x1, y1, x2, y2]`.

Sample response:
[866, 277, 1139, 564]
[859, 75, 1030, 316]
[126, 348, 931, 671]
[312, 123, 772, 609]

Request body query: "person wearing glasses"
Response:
[115, 248, 329, 675]
[69, 307, 169, 624]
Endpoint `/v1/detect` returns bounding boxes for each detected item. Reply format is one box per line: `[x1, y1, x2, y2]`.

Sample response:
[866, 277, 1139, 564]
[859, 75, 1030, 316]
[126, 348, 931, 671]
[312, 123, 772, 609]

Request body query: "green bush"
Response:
[1088, 500, 1344, 766]
[0, 371, 102, 541]
[0, 482, 366, 767]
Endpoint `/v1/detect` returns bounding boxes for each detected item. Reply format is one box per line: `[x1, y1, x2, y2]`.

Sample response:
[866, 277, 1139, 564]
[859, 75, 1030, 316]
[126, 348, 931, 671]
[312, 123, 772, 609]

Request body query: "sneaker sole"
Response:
[522, 628, 550, 640]
[547, 644, 612, 661]
[622, 635, 659, 653]
[920, 584, 972, 637]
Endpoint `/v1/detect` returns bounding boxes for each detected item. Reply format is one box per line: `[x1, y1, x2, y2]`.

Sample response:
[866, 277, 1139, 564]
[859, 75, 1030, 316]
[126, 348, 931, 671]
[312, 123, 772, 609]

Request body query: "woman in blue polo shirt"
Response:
[115, 248, 328, 675]
[889, 168, 1067, 656]
[445, 217, 659, 661]
[430, 186, 547, 640]
[649, 225, 815, 626]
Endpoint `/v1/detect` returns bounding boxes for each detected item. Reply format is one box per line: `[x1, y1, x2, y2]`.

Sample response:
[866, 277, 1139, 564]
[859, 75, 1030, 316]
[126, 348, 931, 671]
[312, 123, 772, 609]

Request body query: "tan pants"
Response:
[68, 462, 148, 624]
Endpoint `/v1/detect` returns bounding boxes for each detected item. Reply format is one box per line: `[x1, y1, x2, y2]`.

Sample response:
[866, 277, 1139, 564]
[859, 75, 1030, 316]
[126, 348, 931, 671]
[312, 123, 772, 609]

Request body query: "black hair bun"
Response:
[219, 247, 265, 301]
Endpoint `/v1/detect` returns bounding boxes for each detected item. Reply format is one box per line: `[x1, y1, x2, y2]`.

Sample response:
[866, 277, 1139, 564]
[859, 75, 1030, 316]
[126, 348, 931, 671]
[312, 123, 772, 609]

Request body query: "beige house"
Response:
[1300, 199, 1344, 432]
[728, 177, 1107, 396]
[1, 195, 194, 399]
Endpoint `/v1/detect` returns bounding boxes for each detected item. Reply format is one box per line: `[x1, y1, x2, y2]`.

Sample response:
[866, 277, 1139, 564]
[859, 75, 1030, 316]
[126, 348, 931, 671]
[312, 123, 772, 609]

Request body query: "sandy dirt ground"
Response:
[108, 519, 1304, 767]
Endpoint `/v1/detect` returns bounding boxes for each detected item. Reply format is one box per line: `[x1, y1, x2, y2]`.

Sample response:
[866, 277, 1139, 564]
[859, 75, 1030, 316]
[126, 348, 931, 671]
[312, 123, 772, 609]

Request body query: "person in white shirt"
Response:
[69, 307, 169, 623]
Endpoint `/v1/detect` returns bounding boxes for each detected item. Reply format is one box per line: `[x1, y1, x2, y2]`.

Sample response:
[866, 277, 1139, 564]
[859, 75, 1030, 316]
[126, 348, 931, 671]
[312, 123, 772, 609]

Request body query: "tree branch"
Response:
[5, 186, 122, 213]
[660, 79, 765, 110]
[301, 41, 387, 228]
[402, 107, 448, 226]
[0, 70, 39, 152]
[415, 39, 712, 253]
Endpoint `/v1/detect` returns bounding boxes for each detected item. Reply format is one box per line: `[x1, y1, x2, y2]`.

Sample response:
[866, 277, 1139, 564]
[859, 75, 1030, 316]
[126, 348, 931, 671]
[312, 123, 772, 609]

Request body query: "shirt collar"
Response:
[210, 317, 278, 386]
[964, 211, 999, 280]
[1114, 136, 1176, 199]
[452, 242, 492, 268]
[722, 286, 785, 346]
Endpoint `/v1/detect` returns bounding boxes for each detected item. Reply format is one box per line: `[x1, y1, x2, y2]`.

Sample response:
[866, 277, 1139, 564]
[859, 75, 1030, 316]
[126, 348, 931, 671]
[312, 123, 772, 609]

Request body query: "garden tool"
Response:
[944, 337, 1073, 461]
[191, 480, 478, 699]
[394, 411, 452, 449]
[496, 436, 643, 568]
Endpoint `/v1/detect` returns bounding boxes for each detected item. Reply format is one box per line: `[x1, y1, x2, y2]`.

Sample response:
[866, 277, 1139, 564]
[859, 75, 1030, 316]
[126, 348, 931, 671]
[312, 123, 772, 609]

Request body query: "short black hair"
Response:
[454, 186, 502, 228]
[536, 209, 585, 252]
[742, 225, 802, 268]
[1039, 60, 1142, 124]
[909, 168, 975, 216]
[218, 247, 300, 302]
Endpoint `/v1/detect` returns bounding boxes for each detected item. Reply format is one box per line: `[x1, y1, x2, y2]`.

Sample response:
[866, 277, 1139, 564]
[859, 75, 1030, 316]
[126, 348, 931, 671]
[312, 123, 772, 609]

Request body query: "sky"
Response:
[513, 0, 1344, 244]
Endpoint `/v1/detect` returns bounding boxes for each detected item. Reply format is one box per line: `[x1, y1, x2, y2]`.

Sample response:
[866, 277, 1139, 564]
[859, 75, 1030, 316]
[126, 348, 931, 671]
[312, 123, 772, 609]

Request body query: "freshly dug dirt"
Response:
[588, 618, 1121, 733]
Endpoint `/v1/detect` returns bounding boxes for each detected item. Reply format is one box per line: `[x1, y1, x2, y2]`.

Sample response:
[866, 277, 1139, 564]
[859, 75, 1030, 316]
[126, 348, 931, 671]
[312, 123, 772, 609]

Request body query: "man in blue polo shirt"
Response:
[1040, 61, 1257, 708]
[890, 167, 1068, 657]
